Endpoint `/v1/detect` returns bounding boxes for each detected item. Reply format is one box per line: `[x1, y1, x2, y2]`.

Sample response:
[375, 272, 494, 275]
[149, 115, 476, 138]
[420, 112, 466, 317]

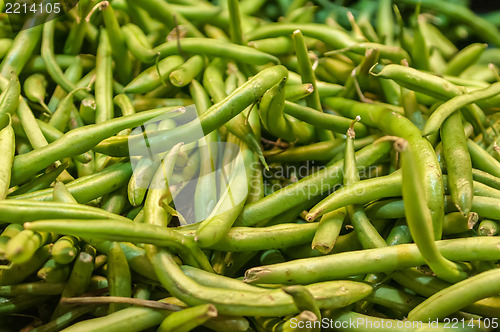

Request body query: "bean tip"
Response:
[305, 212, 317, 222]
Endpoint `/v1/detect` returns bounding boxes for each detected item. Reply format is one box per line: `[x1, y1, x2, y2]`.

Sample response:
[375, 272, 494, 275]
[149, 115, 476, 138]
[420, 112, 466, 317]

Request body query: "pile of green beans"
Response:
[1, 0, 500, 331]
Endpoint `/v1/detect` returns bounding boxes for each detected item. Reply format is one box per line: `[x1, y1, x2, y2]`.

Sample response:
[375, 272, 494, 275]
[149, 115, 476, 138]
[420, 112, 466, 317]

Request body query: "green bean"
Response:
[371, 63, 464, 100]
[169, 55, 205, 87]
[24, 55, 95, 74]
[52, 251, 94, 319]
[0, 281, 65, 296]
[100, 185, 129, 215]
[243, 236, 500, 285]
[282, 285, 321, 321]
[49, 87, 90, 132]
[375, 0, 394, 45]
[294, 29, 333, 141]
[385, 218, 412, 246]
[0, 200, 130, 223]
[284, 101, 368, 137]
[306, 170, 402, 221]
[121, 23, 157, 64]
[154, 38, 279, 65]
[0, 223, 23, 259]
[12, 162, 132, 203]
[11, 105, 183, 186]
[132, 0, 203, 38]
[190, 79, 219, 222]
[443, 212, 478, 235]
[397, 138, 468, 283]
[38, 258, 71, 283]
[124, 56, 184, 94]
[411, 15, 431, 71]
[101, 1, 132, 84]
[144, 143, 182, 228]
[157, 304, 218, 332]
[0, 73, 20, 121]
[444, 43, 487, 76]
[0, 244, 51, 285]
[259, 77, 315, 143]
[52, 236, 80, 265]
[0, 295, 51, 316]
[324, 97, 444, 239]
[0, 118, 14, 199]
[265, 139, 342, 162]
[239, 141, 391, 226]
[9, 162, 68, 197]
[343, 119, 387, 250]
[5, 230, 55, 264]
[311, 208, 346, 254]
[408, 268, 500, 321]
[0, 38, 12, 60]
[48, 58, 83, 113]
[399, 66, 425, 130]
[248, 37, 294, 56]
[25, 219, 212, 272]
[98, 66, 288, 157]
[147, 247, 372, 316]
[180, 265, 266, 292]
[23, 73, 51, 113]
[32, 305, 99, 332]
[441, 111, 474, 215]
[107, 242, 132, 314]
[195, 143, 248, 247]
[324, 309, 486, 331]
[478, 219, 499, 236]
[423, 82, 500, 136]
[467, 139, 500, 178]
[0, 19, 42, 77]
[42, 20, 91, 101]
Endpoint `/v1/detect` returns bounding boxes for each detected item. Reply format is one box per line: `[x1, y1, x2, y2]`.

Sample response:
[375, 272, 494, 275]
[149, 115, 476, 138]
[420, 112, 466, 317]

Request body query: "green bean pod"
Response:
[0, 223, 23, 259]
[9, 162, 68, 197]
[107, 242, 132, 314]
[169, 55, 205, 87]
[37, 258, 71, 283]
[23, 73, 50, 113]
[0, 119, 14, 199]
[441, 111, 474, 215]
[25, 219, 212, 272]
[0, 73, 21, 120]
[467, 139, 500, 178]
[52, 236, 80, 265]
[0, 244, 51, 285]
[478, 219, 499, 236]
[408, 268, 500, 321]
[423, 82, 500, 136]
[243, 237, 500, 285]
[101, 1, 132, 84]
[444, 43, 487, 76]
[5, 230, 55, 264]
[259, 77, 315, 143]
[311, 208, 346, 254]
[154, 38, 279, 66]
[157, 304, 218, 332]
[147, 247, 372, 316]
[397, 139, 468, 283]
[11, 106, 183, 186]
[306, 170, 402, 220]
[195, 142, 248, 248]
[124, 56, 184, 94]
[52, 251, 94, 319]
[323, 97, 444, 239]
